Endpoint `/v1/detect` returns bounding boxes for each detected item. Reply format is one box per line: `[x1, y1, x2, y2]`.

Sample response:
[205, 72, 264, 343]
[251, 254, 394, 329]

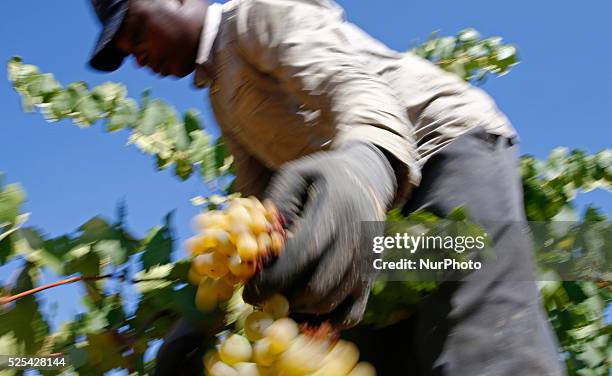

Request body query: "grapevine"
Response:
[2, 28, 610, 374]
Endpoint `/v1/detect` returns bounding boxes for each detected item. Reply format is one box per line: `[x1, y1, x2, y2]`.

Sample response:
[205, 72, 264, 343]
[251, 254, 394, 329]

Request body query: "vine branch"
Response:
[0, 274, 176, 305]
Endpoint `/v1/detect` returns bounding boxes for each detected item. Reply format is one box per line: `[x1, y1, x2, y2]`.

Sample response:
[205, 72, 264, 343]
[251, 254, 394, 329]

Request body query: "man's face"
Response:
[113, 0, 202, 78]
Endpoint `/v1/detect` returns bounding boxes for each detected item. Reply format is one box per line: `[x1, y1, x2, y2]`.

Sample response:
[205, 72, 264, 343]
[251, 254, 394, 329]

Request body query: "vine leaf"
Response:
[411, 28, 519, 83]
[0, 263, 50, 354]
[8, 57, 230, 183]
[141, 212, 174, 272]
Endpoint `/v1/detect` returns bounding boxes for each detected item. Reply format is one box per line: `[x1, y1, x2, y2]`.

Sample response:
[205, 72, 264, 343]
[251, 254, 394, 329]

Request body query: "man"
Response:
[88, 0, 565, 375]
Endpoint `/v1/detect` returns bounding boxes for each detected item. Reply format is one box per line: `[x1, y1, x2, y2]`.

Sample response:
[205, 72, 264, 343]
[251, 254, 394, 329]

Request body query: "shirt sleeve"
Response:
[234, 0, 421, 198]
[224, 134, 274, 199]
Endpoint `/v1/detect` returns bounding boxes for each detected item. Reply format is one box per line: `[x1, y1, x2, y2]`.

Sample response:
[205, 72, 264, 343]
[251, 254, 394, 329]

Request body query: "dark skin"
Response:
[113, 0, 207, 78]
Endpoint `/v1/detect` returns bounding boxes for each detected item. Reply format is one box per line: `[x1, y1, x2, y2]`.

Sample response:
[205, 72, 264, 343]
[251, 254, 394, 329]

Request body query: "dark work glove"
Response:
[154, 319, 207, 376]
[243, 142, 397, 328]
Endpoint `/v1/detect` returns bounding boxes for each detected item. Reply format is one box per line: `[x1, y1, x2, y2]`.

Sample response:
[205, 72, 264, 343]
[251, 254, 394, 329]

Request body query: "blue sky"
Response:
[0, 0, 610, 369]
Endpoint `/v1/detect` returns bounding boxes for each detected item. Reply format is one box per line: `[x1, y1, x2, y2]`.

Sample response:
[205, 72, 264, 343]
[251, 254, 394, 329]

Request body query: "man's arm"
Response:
[235, 0, 420, 326]
[223, 135, 274, 198]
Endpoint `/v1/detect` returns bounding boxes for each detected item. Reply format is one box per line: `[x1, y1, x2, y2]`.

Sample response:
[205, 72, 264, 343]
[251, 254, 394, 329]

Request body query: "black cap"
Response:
[88, 0, 130, 71]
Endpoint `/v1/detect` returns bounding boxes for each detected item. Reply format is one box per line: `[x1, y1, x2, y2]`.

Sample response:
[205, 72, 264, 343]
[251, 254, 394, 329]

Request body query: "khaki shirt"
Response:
[194, 0, 516, 201]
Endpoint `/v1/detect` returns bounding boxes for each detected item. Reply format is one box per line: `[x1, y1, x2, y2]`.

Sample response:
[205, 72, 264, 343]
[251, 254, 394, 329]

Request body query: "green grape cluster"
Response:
[186, 198, 377, 375]
[186, 197, 285, 311]
[205, 294, 376, 376]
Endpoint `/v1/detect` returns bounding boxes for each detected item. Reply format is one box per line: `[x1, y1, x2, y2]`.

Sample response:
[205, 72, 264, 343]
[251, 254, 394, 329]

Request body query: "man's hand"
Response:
[243, 142, 397, 328]
[154, 319, 207, 376]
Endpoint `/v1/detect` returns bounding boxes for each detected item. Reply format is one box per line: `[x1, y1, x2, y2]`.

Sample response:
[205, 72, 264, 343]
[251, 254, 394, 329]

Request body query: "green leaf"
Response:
[94, 239, 128, 267]
[81, 308, 110, 333]
[0, 177, 27, 265]
[77, 217, 131, 266]
[141, 213, 174, 271]
[583, 206, 606, 222]
[446, 206, 468, 221]
[8, 58, 236, 182]
[139, 100, 167, 136]
[562, 282, 589, 304]
[0, 233, 14, 264]
[0, 263, 50, 354]
[84, 332, 129, 371]
[37, 233, 75, 273]
[156, 154, 171, 170]
[174, 158, 193, 180]
[214, 138, 234, 175]
[75, 94, 102, 126]
[577, 342, 605, 368]
[65, 82, 89, 108]
[106, 98, 139, 132]
[26, 73, 59, 100]
[411, 29, 519, 83]
[91, 82, 127, 111]
[201, 144, 217, 181]
[168, 259, 192, 282]
[434, 37, 456, 59]
[7, 56, 24, 81]
[104, 295, 126, 329]
[173, 113, 192, 152]
[131, 289, 177, 341]
[0, 333, 21, 375]
[0, 181, 26, 225]
[134, 264, 173, 293]
[81, 294, 126, 333]
[64, 343, 89, 370]
[458, 28, 481, 42]
[447, 61, 466, 78]
[63, 246, 101, 276]
[48, 90, 75, 119]
[78, 217, 115, 243]
[183, 109, 202, 137]
[171, 284, 221, 325]
[496, 45, 517, 61]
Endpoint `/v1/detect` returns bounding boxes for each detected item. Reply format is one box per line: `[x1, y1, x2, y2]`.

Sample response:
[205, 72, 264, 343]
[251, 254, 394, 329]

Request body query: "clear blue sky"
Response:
[1, 0, 610, 363]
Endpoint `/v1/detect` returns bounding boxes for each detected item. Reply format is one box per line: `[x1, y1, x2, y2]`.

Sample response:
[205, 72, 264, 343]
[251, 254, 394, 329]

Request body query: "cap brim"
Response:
[88, 0, 129, 72]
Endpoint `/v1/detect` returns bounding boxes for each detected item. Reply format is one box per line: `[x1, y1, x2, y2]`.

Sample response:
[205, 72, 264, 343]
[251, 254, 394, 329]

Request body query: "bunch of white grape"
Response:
[186, 197, 285, 312]
[186, 197, 376, 375]
[205, 294, 376, 376]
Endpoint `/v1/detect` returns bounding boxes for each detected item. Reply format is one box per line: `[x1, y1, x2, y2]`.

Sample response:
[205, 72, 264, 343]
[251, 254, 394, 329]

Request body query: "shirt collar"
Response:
[194, 2, 224, 88]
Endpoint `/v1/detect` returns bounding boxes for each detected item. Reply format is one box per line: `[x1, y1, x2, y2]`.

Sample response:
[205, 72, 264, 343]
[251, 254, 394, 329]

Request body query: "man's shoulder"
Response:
[237, 0, 343, 10]
[233, 0, 346, 42]
[235, 0, 297, 21]
[235, 0, 344, 24]
[232, 0, 300, 44]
